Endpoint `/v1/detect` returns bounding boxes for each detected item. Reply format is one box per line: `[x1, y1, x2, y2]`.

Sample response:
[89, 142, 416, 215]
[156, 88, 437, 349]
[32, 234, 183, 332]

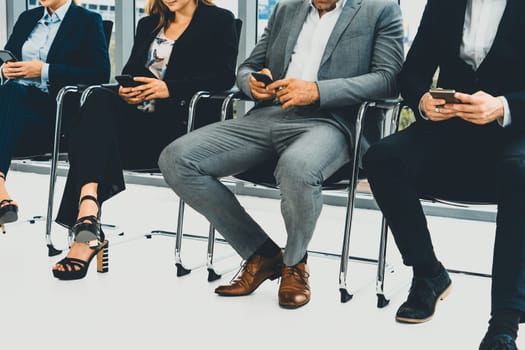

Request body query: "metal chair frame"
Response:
[18, 20, 115, 256]
[45, 83, 122, 256]
[167, 89, 400, 303]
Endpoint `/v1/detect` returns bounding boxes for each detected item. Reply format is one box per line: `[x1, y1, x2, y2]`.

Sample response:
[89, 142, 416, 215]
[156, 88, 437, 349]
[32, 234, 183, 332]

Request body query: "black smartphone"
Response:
[0, 50, 18, 63]
[251, 72, 274, 86]
[115, 74, 143, 87]
[429, 88, 462, 104]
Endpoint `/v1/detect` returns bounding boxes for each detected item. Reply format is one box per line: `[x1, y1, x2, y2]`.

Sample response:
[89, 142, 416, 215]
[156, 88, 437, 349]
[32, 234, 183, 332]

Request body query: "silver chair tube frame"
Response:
[375, 103, 402, 308]
[338, 101, 369, 302]
[45, 85, 80, 257]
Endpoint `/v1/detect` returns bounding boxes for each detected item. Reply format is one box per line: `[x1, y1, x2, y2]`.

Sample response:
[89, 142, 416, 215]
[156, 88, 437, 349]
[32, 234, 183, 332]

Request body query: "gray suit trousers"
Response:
[158, 105, 351, 265]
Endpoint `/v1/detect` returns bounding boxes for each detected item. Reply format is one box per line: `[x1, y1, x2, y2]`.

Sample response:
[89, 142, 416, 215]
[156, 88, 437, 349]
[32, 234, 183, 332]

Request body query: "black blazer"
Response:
[399, 0, 525, 130]
[122, 4, 238, 116]
[4, 3, 110, 97]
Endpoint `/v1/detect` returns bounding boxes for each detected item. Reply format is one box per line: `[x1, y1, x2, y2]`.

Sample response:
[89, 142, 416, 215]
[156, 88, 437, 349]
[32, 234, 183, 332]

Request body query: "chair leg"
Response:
[45, 87, 79, 256]
[338, 102, 369, 303]
[175, 198, 191, 276]
[339, 197, 355, 303]
[206, 224, 222, 282]
[376, 215, 390, 308]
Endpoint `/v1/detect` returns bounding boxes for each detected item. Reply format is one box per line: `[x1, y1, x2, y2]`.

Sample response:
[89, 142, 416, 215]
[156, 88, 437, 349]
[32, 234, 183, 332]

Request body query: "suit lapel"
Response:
[13, 9, 43, 56]
[47, 4, 78, 61]
[319, 0, 361, 68]
[163, 4, 204, 78]
[281, 1, 311, 77]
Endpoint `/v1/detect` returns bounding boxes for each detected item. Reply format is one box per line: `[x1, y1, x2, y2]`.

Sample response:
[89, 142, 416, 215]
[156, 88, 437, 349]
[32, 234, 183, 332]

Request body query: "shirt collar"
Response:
[40, 0, 72, 23]
[309, 0, 347, 13]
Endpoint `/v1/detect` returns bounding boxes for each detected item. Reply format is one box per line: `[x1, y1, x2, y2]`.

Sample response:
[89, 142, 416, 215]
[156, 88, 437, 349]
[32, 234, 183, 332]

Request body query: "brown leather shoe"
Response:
[278, 263, 311, 309]
[214, 251, 283, 296]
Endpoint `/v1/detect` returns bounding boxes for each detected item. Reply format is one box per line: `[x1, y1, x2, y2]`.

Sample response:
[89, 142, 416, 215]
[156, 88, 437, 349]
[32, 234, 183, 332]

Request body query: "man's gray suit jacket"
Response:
[237, 0, 404, 150]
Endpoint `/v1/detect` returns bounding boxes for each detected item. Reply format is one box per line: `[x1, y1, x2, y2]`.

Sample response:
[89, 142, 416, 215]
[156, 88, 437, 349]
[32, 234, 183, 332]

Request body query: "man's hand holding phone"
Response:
[421, 88, 463, 121]
[249, 69, 276, 101]
[445, 91, 505, 125]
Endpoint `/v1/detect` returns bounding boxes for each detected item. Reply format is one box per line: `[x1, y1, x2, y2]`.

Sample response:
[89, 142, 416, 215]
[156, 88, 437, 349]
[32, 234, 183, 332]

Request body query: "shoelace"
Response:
[229, 259, 256, 283]
[283, 266, 310, 285]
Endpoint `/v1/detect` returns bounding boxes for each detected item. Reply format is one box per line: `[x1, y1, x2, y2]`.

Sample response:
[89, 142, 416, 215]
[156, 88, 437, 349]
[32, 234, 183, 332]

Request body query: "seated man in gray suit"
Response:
[158, 0, 403, 309]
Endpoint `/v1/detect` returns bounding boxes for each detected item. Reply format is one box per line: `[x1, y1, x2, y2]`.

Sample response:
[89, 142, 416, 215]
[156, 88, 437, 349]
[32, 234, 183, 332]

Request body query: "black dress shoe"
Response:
[479, 334, 518, 350]
[396, 268, 452, 323]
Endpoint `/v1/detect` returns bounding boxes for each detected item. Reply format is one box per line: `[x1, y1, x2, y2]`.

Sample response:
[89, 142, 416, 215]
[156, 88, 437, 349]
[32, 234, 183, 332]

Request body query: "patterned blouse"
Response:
[138, 29, 176, 112]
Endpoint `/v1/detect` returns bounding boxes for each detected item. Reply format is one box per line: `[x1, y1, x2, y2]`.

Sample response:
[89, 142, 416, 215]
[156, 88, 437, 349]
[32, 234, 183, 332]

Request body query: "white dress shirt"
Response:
[460, 0, 506, 70]
[1, 0, 72, 92]
[421, 0, 511, 126]
[461, 0, 510, 127]
[285, 0, 347, 81]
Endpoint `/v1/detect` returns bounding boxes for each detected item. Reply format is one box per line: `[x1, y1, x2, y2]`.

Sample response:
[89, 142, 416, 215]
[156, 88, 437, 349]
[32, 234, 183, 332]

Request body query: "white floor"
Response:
[0, 170, 521, 350]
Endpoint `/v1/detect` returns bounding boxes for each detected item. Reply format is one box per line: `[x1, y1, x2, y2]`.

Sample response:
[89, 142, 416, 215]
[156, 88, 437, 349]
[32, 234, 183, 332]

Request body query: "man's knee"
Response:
[158, 137, 194, 185]
[497, 156, 525, 189]
[362, 141, 389, 173]
[274, 154, 322, 189]
[0, 82, 29, 105]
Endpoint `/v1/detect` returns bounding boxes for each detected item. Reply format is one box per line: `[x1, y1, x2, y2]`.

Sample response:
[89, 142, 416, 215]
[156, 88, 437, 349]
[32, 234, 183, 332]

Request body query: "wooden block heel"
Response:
[97, 242, 109, 273]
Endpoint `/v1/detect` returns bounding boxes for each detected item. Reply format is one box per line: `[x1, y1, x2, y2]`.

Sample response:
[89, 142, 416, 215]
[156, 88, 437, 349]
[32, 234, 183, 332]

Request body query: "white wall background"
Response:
[0, 0, 7, 47]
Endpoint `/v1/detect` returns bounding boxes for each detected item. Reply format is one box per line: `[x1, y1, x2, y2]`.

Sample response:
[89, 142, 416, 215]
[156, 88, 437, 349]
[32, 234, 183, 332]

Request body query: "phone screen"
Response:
[429, 89, 462, 104]
[251, 72, 274, 86]
[115, 75, 142, 88]
[0, 50, 17, 63]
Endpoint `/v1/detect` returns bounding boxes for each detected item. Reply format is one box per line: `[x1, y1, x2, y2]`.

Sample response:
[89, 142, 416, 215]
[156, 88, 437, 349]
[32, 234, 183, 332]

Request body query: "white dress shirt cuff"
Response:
[0, 64, 8, 85]
[497, 96, 512, 128]
[41, 63, 50, 87]
[418, 97, 429, 120]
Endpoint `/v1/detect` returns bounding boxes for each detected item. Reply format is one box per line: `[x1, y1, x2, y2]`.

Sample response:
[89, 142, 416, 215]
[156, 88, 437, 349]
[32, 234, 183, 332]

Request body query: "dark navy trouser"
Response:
[0, 81, 55, 175]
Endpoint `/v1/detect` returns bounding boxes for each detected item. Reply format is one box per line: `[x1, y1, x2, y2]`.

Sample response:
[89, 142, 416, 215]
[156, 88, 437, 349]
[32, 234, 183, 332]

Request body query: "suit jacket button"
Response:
[180, 100, 186, 106]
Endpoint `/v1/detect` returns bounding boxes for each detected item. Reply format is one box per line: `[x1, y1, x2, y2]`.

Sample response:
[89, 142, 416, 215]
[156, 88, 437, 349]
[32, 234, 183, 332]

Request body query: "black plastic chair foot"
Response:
[207, 268, 222, 282]
[145, 234, 152, 239]
[176, 263, 191, 277]
[339, 288, 353, 303]
[30, 216, 43, 224]
[377, 294, 390, 308]
[47, 244, 62, 257]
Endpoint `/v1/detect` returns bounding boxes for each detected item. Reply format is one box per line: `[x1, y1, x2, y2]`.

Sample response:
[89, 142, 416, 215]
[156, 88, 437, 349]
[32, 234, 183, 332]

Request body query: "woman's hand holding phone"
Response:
[118, 76, 170, 104]
[2, 59, 43, 80]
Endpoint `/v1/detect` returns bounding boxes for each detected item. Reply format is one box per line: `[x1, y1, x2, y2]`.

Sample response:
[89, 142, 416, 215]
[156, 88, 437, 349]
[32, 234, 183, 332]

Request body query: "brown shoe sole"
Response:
[395, 283, 453, 324]
[279, 298, 310, 309]
[215, 272, 280, 297]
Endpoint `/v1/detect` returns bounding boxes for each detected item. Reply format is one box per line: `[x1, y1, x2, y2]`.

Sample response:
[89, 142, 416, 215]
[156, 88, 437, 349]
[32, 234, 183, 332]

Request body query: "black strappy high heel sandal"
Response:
[52, 195, 109, 280]
[0, 174, 18, 234]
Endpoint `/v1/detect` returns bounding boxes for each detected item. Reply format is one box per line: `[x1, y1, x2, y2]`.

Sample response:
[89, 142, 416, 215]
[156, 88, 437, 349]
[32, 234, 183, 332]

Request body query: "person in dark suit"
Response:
[51, 0, 238, 280]
[0, 0, 110, 233]
[363, 0, 525, 348]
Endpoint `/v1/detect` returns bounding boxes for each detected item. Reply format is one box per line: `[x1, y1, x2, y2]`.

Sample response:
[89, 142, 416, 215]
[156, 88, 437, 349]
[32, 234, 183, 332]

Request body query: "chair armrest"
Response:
[367, 98, 402, 110]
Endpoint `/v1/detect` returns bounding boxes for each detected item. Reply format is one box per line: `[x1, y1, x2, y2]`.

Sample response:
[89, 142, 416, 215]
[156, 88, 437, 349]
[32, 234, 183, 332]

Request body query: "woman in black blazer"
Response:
[52, 0, 238, 280]
[0, 0, 110, 233]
